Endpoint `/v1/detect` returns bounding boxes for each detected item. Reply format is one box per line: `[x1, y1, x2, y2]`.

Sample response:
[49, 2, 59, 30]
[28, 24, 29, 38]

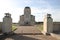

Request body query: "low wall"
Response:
[0, 22, 2, 31]
[0, 22, 60, 33]
[36, 22, 60, 33]
[53, 22, 60, 32]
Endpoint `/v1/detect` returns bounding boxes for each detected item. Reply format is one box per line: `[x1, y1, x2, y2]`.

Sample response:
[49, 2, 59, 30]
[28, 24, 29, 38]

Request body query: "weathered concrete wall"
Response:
[53, 22, 60, 32]
[37, 22, 60, 33]
[0, 22, 2, 31]
[30, 15, 35, 25]
[19, 15, 35, 26]
[19, 15, 24, 25]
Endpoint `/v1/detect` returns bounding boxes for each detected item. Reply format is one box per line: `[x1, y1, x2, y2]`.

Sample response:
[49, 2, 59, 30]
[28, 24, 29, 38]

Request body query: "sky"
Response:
[0, 0, 60, 23]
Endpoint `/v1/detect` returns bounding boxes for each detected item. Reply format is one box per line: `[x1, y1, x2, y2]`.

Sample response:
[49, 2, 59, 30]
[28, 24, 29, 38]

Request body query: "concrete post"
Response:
[43, 14, 53, 35]
[2, 13, 12, 34]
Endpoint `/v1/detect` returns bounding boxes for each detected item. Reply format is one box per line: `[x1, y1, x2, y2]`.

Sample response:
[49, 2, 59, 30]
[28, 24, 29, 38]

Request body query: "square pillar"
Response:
[43, 14, 53, 35]
[2, 13, 12, 34]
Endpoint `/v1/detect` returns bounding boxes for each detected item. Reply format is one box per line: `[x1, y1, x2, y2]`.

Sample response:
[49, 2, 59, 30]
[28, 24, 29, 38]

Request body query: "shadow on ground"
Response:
[0, 34, 41, 40]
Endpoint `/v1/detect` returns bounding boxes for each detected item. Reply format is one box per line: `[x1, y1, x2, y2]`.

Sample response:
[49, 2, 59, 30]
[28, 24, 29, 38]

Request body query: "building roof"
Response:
[25, 7, 30, 9]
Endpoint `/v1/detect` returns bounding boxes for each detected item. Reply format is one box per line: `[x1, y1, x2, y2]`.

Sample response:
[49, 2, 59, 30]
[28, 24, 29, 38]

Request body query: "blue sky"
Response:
[0, 0, 60, 23]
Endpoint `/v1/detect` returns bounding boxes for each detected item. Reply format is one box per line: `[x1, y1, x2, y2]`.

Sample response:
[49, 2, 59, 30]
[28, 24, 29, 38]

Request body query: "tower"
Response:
[24, 7, 31, 25]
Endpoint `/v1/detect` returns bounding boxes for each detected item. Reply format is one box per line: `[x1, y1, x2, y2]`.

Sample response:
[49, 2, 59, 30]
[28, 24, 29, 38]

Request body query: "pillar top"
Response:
[47, 14, 51, 17]
[5, 13, 11, 17]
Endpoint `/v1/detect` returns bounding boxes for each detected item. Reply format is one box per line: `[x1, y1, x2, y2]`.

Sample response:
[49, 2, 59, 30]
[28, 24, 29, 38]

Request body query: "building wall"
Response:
[30, 15, 35, 25]
[19, 15, 35, 26]
[19, 15, 24, 25]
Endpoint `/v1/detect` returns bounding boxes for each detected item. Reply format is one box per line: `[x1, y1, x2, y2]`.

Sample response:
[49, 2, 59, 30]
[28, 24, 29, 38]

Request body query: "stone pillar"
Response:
[43, 14, 53, 35]
[2, 13, 12, 34]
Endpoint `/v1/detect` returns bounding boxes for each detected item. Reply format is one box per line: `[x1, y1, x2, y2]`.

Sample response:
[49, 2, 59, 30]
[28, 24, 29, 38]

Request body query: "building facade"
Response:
[19, 7, 35, 26]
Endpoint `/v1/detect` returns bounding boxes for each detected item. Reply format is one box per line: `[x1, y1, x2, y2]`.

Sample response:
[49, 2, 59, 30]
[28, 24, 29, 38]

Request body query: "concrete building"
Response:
[19, 7, 35, 26]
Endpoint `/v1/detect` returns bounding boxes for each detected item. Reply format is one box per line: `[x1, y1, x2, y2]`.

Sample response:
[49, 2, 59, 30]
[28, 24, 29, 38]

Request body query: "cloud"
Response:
[0, 0, 60, 22]
[31, 7, 53, 22]
[0, 0, 13, 8]
[0, 7, 60, 22]
[0, 8, 24, 22]
[24, 0, 32, 3]
[0, 7, 53, 22]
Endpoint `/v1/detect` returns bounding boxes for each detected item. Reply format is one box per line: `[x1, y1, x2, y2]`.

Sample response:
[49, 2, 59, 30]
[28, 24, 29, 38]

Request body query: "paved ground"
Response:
[0, 26, 58, 40]
[14, 26, 41, 34]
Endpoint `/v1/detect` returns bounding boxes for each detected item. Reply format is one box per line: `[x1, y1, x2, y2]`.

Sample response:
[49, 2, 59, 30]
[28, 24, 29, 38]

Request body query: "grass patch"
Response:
[12, 26, 17, 31]
[37, 24, 43, 31]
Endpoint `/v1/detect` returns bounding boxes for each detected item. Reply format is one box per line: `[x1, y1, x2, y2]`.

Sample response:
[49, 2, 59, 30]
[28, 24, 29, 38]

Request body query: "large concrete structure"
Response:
[43, 14, 53, 35]
[19, 7, 35, 26]
[2, 13, 12, 34]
